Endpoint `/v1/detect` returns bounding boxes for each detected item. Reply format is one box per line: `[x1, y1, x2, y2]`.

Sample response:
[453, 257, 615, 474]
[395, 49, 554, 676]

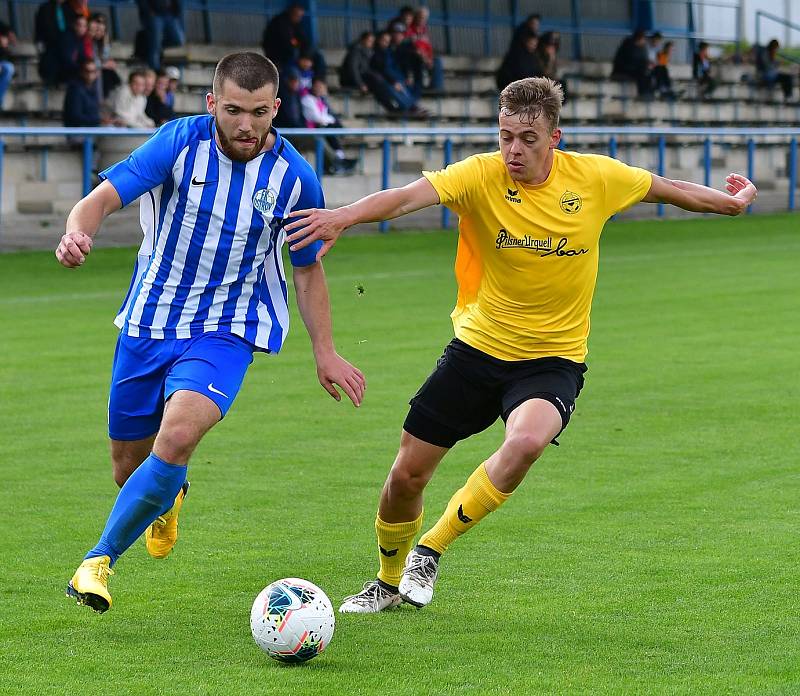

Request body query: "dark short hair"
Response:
[359, 31, 373, 42]
[89, 12, 106, 24]
[128, 69, 146, 84]
[698, 41, 709, 51]
[213, 52, 279, 94]
[499, 76, 564, 132]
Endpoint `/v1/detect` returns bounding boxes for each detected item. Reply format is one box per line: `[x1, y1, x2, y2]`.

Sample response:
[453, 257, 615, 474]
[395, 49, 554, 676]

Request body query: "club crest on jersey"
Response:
[560, 190, 582, 214]
[253, 188, 278, 215]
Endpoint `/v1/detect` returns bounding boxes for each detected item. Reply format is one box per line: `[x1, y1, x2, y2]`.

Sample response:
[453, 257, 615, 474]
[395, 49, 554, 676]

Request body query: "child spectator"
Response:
[693, 41, 717, 98]
[652, 40, 678, 99]
[301, 78, 356, 174]
[296, 52, 315, 91]
[164, 65, 180, 108]
[146, 70, 177, 125]
[109, 70, 155, 128]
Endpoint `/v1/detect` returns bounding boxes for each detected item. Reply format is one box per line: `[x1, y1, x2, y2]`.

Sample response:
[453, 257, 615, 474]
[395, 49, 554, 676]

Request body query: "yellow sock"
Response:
[375, 511, 423, 587]
[418, 462, 510, 555]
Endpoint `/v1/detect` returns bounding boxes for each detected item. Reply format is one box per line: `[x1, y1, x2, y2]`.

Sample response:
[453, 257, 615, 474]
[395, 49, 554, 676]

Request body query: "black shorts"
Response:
[403, 338, 587, 449]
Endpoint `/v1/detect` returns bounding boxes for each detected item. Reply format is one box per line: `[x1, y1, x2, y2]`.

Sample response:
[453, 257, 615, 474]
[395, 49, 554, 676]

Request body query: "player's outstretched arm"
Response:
[292, 262, 366, 407]
[284, 177, 440, 259]
[642, 172, 757, 215]
[56, 181, 123, 268]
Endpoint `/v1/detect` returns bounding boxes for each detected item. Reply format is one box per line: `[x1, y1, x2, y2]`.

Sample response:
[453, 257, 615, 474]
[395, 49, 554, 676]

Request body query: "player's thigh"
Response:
[501, 357, 587, 446]
[403, 339, 501, 449]
[164, 332, 255, 421]
[503, 398, 563, 457]
[108, 333, 175, 442]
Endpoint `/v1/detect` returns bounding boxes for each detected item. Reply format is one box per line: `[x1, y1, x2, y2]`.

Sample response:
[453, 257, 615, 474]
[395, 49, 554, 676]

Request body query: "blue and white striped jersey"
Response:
[101, 115, 323, 353]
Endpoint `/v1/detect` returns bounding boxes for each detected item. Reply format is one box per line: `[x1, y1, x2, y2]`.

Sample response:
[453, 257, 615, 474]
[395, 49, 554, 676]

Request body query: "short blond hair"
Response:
[498, 77, 564, 132]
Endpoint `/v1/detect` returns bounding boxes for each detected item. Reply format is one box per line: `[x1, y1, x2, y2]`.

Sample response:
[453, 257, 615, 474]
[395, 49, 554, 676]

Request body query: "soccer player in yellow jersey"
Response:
[285, 77, 758, 612]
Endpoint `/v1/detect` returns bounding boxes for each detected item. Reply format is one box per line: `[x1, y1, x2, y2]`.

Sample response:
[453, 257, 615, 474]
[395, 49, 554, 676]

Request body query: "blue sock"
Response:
[85, 453, 187, 566]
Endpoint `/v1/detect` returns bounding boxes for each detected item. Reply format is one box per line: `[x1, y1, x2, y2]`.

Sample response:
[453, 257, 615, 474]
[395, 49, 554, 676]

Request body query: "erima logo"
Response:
[505, 187, 522, 204]
[457, 505, 472, 524]
[379, 545, 398, 557]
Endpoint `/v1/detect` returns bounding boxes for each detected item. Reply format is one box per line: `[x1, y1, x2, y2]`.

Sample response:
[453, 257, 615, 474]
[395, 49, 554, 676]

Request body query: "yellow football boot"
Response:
[66, 555, 114, 613]
[145, 481, 189, 559]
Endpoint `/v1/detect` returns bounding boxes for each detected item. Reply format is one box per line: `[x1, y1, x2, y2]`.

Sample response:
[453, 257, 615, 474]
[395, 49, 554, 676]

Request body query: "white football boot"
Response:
[398, 548, 439, 607]
[339, 580, 402, 613]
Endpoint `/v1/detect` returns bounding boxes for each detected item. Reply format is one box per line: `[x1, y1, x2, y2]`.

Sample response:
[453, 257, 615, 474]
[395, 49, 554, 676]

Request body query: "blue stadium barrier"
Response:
[1, 125, 799, 225]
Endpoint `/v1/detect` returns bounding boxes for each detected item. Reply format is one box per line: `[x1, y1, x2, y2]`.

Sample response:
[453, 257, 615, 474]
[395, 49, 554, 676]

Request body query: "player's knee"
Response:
[155, 423, 200, 462]
[111, 453, 141, 487]
[387, 464, 427, 499]
[503, 431, 549, 464]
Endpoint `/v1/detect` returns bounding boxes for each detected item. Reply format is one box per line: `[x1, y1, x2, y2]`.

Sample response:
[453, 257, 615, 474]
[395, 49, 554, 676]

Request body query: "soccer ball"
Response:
[250, 578, 335, 664]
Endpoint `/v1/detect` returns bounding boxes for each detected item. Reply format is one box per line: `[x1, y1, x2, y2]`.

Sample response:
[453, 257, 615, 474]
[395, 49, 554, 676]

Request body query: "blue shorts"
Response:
[108, 332, 255, 441]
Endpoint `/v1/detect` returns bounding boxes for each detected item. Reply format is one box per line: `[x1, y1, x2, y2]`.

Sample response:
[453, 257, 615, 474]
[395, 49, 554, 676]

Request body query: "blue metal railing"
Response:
[1, 125, 799, 227]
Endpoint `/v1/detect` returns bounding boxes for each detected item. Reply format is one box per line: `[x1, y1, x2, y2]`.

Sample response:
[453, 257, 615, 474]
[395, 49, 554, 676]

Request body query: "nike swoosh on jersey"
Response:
[191, 176, 217, 186]
[207, 383, 229, 398]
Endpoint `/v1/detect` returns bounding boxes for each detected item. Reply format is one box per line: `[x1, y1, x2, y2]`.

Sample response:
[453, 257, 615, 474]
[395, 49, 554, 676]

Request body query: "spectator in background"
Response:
[274, 68, 304, 128]
[35, 0, 77, 85]
[371, 30, 419, 114]
[136, 0, 184, 71]
[262, 3, 326, 79]
[693, 41, 716, 98]
[646, 31, 663, 65]
[89, 13, 121, 98]
[612, 29, 653, 97]
[61, 14, 94, 83]
[511, 13, 540, 50]
[496, 32, 542, 90]
[301, 78, 356, 174]
[756, 39, 794, 101]
[389, 22, 425, 98]
[110, 70, 155, 128]
[387, 5, 414, 34]
[0, 23, 15, 109]
[296, 52, 315, 91]
[63, 58, 104, 126]
[406, 7, 444, 91]
[339, 31, 404, 113]
[145, 70, 176, 125]
[652, 40, 678, 99]
[536, 31, 568, 102]
[164, 65, 180, 108]
[143, 67, 157, 97]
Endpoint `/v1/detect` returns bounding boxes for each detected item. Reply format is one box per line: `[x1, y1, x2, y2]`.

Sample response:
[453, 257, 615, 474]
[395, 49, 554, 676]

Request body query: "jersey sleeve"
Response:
[422, 155, 486, 214]
[285, 170, 325, 267]
[99, 119, 187, 206]
[599, 155, 653, 216]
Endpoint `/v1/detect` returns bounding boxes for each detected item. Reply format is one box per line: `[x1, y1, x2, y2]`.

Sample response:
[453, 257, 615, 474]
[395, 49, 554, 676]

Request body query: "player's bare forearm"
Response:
[283, 178, 440, 259]
[57, 181, 123, 268]
[292, 262, 366, 406]
[65, 180, 123, 238]
[642, 173, 757, 216]
[293, 262, 335, 357]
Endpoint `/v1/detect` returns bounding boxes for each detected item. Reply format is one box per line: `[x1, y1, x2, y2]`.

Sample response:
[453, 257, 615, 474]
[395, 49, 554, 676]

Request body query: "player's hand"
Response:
[725, 173, 757, 214]
[55, 231, 93, 268]
[315, 350, 366, 407]
[284, 207, 349, 260]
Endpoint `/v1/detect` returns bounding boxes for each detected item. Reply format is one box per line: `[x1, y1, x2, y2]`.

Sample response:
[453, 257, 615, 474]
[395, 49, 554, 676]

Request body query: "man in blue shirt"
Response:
[58, 52, 365, 613]
[63, 59, 101, 126]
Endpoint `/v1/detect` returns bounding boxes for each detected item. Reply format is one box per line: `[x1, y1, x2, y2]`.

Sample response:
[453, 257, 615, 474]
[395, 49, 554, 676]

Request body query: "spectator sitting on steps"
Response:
[63, 58, 109, 126]
[109, 70, 155, 128]
[146, 70, 177, 125]
[340, 31, 405, 113]
[693, 41, 717, 99]
[612, 29, 653, 98]
[756, 39, 794, 102]
[301, 78, 357, 174]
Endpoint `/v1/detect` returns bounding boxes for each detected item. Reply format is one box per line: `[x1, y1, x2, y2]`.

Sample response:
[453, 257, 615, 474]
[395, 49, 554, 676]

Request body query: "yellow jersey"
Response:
[423, 149, 652, 361]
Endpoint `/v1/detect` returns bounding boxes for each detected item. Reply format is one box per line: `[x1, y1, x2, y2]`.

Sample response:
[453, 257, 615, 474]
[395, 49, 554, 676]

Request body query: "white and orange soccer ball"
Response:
[250, 578, 335, 663]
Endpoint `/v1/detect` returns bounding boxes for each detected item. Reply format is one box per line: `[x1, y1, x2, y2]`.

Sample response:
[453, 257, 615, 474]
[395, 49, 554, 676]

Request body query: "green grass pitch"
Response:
[0, 214, 797, 695]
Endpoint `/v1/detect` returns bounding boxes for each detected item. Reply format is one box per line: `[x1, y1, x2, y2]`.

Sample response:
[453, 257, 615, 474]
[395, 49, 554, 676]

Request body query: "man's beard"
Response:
[215, 117, 269, 162]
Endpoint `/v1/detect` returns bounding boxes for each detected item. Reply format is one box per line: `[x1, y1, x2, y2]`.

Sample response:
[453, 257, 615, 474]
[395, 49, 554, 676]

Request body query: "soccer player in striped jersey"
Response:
[284, 77, 758, 612]
[58, 52, 365, 613]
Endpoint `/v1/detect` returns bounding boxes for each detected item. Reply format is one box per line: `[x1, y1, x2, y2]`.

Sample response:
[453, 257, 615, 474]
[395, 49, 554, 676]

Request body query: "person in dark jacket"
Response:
[371, 30, 417, 112]
[60, 13, 94, 83]
[611, 29, 653, 97]
[145, 70, 176, 125]
[262, 4, 326, 78]
[693, 41, 716, 98]
[63, 58, 101, 126]
[756, 39, 794, 101]
[340, 31, 402, 112]
[35, 0, 80, 84]
[496, 32, 544, 90]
